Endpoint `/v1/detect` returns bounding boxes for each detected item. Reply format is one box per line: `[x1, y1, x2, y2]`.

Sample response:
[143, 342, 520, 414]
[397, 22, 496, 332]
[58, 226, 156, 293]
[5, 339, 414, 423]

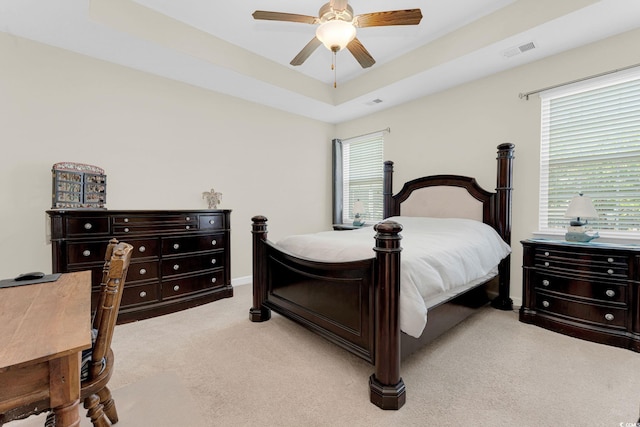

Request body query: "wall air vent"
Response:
[502, 41, 536, 58]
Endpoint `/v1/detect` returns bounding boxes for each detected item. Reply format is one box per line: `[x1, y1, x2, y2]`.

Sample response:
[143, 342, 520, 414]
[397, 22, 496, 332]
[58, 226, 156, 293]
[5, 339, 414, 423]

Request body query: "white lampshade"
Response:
[565, 194, 598, 219]
[353, 200, 365, 215]
[315, 20, 356, 51]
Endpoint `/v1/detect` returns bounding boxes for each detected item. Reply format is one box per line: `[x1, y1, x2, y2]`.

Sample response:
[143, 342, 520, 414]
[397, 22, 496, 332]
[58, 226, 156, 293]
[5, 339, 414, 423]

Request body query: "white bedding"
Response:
[276, 216, 511, 338]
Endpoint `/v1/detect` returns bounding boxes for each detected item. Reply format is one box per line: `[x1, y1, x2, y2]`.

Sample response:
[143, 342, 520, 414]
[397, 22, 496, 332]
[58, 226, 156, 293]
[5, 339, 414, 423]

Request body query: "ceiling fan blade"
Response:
[252, 11, 319, 25]
[330, 0, 349, 12]
[354, 9, 423, 28]
[346, 38, 375, 68]
[290, 37, 323, 66]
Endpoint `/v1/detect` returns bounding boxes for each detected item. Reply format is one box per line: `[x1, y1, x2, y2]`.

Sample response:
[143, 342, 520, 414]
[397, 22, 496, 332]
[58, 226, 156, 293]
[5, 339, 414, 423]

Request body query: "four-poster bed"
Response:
[249, 143, 515, 409]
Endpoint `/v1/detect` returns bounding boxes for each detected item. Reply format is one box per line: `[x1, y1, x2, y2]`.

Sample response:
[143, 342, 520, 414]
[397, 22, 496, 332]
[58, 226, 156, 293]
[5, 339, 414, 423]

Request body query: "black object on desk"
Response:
[0, 273, 61, 289]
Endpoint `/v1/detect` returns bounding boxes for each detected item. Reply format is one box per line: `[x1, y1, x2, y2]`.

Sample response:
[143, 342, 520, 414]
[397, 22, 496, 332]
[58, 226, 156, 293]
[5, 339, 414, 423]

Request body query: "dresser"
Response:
[47, 209, 232, 323]
[520, 239, 640, 351]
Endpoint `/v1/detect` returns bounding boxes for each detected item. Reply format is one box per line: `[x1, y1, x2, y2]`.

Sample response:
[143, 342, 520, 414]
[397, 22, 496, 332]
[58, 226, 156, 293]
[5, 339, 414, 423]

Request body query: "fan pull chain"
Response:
[332, 50, 337, 88]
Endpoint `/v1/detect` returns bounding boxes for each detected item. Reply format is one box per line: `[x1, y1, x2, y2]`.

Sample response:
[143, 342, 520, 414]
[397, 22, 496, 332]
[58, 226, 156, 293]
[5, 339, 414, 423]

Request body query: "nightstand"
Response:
[332, 224, 370, 231]
[520, 239, 640, 352]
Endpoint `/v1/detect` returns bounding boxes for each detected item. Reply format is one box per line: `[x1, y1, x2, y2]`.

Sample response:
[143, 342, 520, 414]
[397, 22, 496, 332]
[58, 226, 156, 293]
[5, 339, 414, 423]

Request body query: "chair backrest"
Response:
[88, 238, 133, 380]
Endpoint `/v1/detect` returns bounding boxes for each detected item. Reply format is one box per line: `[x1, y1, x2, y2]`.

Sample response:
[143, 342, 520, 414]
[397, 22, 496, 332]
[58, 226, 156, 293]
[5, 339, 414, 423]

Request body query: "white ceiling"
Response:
[1, 0, 640, 124]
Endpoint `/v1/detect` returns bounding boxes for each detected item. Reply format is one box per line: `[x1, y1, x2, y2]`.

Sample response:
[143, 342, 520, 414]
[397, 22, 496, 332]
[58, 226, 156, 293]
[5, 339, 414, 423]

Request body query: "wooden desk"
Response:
[0, 271, 92, 426]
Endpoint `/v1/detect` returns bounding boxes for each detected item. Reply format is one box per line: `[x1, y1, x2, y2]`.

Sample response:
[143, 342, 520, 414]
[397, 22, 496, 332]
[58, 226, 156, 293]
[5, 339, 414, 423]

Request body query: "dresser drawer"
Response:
[126, 260, 159, 283]
[161, 234, 225, 256]
[161, 252, 224, 278]
[67, 241, 108, 265]
[127, 238, 160, 259]
[65, 216, 110, 236]
[533, 272, 626, 304]
[112, 214, 198, 234]
[162, 270, 225, 300]
[536, 292, 627, 328]
[121, 283, 160, 308]
[199, 214, 225, 230]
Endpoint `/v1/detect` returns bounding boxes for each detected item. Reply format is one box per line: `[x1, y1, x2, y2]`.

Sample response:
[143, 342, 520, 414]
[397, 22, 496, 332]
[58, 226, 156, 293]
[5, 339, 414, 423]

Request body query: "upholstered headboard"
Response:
[383, 143, 515, 245]
[398, 185, 484, 220]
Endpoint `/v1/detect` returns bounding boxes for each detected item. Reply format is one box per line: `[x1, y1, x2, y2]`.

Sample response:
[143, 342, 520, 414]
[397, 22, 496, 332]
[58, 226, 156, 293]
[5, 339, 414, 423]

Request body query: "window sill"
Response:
[533, 230, 640, 245]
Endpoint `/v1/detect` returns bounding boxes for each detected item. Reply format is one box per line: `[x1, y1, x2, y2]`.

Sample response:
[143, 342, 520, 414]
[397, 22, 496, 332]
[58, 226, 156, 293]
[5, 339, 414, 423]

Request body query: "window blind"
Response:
[539, 68, 640, 234]
[342, 132, 384, 223]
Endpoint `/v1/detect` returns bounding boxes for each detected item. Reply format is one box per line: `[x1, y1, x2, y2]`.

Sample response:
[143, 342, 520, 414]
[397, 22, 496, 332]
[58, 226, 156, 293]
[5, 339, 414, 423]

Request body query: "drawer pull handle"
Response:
[173, 264, 180, 271]
[544, 262, 549, 267]
[83, 250, 91, 257]
[209, 219, 215, 225]
[124, 227, 129, 233]
[211, 259, 217, 265]
[139, 291, 147, 298]
[211, 277, 217, 284]
[173, 243, 180, 250]
[544, 251, 549, 256]
[185, 217, 191, 221]
[542, 279, 550, 287]
[608, 257, 614, 263]
[542, 300, 550, 308]
[605, 289, 616, 298]
[84, 223, 92, 230]
[139, 245, 146, 253]
[607, 269, 614, 275]
[124, 218, 129, 223]
[211, 239, 217, 246]
[173, 285, 180, 291]
[605, 313, 614, 321]
[139, 268, 147, 275]
[185, 225, 191, 230]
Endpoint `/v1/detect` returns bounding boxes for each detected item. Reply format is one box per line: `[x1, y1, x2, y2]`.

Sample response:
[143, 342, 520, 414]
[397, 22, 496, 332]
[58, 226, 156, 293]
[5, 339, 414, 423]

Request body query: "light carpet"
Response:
[12, 284, 640, 426]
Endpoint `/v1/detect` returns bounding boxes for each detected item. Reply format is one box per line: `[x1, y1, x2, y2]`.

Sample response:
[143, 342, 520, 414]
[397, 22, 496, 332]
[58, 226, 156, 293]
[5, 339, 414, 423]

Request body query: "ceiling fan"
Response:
[252, 0, 423, 70]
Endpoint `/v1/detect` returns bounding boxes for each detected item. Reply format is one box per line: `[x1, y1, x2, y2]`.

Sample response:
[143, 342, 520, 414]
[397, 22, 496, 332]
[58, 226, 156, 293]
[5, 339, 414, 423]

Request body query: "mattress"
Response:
[276, 216, 511, 338]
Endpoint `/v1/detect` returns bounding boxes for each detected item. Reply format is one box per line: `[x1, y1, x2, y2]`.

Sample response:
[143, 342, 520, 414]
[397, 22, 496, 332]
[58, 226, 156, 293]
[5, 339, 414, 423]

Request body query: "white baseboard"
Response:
[231, 275, 251, 287]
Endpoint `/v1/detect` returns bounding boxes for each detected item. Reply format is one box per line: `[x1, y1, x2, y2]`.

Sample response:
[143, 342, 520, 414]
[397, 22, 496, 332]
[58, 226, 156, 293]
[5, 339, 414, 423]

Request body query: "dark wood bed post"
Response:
[369, 220, 406, 410]
[383, 161, 394, 219]
[249, 215, 271, 322]
[491, 143, 515, 311]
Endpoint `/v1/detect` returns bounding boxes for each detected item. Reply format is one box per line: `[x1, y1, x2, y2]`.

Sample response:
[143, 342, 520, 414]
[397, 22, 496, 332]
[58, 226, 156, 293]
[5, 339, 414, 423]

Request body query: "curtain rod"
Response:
[344, 127, 390, 140]
[519, 62, 640, 100]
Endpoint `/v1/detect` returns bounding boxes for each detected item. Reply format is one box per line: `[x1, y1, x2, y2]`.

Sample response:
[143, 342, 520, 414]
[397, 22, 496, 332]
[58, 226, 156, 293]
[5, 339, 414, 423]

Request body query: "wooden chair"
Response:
[78, 238, 132, 427]
[47, 238, 132, 427]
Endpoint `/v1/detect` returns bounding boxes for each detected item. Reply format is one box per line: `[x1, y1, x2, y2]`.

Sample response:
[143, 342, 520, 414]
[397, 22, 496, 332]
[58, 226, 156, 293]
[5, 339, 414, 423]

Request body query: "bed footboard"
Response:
[249, 216, 406, 410]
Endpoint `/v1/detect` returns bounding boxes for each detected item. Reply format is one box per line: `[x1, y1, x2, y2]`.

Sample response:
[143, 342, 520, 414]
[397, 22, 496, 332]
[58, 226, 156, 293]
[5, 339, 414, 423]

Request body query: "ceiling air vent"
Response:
[502, 41, 536, 58]
[366, 98, 383, 106]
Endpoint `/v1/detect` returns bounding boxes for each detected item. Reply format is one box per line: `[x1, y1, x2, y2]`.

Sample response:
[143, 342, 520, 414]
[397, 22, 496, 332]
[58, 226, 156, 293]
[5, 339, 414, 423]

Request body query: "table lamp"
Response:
[564, 193, 599, 242]
[352, 200, 365, 227]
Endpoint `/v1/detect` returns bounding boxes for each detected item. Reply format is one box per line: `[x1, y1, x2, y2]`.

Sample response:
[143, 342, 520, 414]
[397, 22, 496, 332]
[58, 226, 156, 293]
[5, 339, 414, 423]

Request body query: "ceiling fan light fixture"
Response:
[315, 19, 356, 51]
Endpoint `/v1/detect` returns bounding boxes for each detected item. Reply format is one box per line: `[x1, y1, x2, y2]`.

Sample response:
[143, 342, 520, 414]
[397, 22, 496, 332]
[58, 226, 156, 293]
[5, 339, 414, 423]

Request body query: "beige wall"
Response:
[336, 27, 640, 305]
[2, 27, 638, 304]
[0, 33, 334, 281]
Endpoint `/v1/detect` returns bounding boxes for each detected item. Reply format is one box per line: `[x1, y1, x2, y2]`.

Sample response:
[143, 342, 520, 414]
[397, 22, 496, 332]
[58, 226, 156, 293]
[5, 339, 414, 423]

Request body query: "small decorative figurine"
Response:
[202, 188, 222, 209]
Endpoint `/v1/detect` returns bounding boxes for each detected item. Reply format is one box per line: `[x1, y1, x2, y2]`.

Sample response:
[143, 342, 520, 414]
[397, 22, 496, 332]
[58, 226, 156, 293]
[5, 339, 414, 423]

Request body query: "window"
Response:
[332, 132, 384, 225]
[539, 68, 640, 235]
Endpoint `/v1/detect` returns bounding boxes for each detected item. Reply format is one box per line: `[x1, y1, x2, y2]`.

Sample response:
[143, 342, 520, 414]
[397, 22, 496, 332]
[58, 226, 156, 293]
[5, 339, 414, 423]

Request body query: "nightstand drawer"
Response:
[533, 272, 626, 304]
[535, 248, 628, 278]
[536, 292, 627, 328]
